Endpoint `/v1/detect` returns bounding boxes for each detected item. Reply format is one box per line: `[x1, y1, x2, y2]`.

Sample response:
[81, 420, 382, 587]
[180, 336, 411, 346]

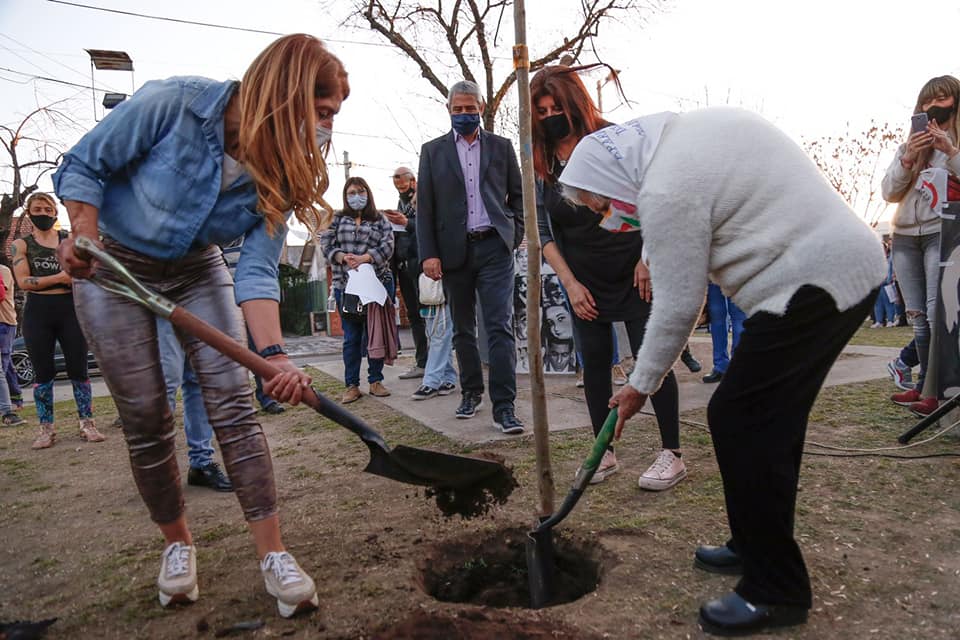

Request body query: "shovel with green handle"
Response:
[74, 236, 511, 492]
[526, 408, 618, 608]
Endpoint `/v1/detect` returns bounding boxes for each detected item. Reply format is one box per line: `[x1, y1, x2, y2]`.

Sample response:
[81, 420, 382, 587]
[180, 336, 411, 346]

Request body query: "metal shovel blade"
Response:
[387, 444, 507, 489]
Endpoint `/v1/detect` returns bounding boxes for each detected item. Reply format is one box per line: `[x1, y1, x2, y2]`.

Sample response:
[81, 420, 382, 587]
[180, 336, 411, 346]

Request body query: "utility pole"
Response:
[342, 150, 352, 180]
[513, 0, 554, 520]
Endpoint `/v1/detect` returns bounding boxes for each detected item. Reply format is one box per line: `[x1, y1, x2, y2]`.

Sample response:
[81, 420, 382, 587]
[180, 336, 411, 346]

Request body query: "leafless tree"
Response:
[0, 103, 83, 250]
[804, 121, 903, 225]
[350, 0, 664, 131]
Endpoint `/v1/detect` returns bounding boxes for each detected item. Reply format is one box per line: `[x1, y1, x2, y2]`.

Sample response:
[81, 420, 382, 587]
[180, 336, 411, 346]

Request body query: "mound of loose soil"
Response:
[418, 527, 605, 608]
[370, 609, 597, 640]
[424, 452, 518, 519]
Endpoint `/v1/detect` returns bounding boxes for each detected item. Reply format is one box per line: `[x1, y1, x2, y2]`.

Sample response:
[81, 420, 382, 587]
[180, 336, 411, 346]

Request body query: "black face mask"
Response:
[541, 114, 571, 141]
[29, 215, 56, 231]
[926, 104, 956, 125]
[399, 187, 415, 203]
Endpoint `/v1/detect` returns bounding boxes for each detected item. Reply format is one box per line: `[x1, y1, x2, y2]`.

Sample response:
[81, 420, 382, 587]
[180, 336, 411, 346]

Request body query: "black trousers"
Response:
[707, 285, 876, 608]
[22, 293, 89, 383]
[443, 234, 516, 412]
[396, 264, 428, 368]
[574, 312, 679, 449]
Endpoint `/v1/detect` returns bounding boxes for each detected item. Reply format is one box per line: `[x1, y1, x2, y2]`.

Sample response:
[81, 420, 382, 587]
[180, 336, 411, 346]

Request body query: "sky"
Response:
[2, 0, 960, 241]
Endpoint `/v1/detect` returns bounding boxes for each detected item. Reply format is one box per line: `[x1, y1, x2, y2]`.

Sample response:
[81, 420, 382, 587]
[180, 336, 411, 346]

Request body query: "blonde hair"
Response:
[892, 75, 960, 202]
[238, 34, 349, 236]
[24, 192, 57, 214]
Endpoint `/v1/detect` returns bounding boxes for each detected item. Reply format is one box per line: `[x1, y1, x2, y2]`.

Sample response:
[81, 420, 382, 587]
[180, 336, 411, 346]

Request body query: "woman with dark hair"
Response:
[53, 33, 347, 617]
[530, 65, 685, 490]
[883, 75, 960, 417]
[320, 176, 395, 404]
[12, 192, 101, 447]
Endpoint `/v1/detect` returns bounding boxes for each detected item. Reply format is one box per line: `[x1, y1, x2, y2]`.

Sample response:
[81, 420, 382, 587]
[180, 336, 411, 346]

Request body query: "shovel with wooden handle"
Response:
[75, 236, 509, 491]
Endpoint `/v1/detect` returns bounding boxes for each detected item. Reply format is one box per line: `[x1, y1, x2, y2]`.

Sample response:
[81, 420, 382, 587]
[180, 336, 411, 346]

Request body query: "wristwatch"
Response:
[258, 344, 287, 359]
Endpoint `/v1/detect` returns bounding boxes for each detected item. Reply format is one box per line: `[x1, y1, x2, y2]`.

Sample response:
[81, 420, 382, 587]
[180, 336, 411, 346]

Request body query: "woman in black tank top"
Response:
[11, 192, 102, 449]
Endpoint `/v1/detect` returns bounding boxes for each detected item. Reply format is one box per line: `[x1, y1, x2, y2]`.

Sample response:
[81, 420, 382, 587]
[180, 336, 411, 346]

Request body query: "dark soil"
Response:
[418, 527, 606, 608]
[370, 609, 599, 640]
[425, 452, 518, 519]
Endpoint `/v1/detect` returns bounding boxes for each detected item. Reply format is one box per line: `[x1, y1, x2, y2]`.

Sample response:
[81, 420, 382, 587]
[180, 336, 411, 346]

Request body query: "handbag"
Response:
[340, 292, 366, 320]
[418, 272, 445, 306]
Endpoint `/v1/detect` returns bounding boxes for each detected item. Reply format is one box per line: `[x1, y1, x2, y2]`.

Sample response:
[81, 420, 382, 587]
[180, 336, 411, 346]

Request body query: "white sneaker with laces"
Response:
[638, 449, 687, 491]
[589, 449, 619, 484]
[157, 542, 199, 607]
[261, 551, 319, 618]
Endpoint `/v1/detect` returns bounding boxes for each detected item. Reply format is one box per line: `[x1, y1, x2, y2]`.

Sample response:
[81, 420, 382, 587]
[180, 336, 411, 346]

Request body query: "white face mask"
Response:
[316, 125, 332, 148]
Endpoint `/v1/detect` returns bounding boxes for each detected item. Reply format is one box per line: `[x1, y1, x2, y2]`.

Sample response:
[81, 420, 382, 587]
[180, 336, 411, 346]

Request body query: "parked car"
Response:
[11, 336, 99, 386]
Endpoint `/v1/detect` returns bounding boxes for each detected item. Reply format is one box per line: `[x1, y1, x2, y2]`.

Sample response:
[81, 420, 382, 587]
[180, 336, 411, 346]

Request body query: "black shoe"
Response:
[455, 393, 483, 419]
[187, 462, 234, 492]
[493, 409, 525, 435]
[694, 544, 743, 575]
[703, 369, 724, 384]
[699, 592, 808, 636]
[681, 349, 702, 373]
[437, 382, 457, 396]
[262, 402, 285, 415]
[411, 385, 438, 401]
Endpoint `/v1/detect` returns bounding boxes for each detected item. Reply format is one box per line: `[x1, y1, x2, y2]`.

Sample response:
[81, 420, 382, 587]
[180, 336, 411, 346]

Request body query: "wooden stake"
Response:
[513, 0, 555, 517]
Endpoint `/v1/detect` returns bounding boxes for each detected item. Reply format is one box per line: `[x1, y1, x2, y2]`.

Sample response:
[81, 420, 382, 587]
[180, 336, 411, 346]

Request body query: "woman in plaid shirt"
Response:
[320, 176, 395, 403]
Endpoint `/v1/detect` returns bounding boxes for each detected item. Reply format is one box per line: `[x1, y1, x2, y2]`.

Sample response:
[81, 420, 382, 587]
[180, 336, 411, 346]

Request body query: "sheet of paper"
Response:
[344, 263, 388, 305]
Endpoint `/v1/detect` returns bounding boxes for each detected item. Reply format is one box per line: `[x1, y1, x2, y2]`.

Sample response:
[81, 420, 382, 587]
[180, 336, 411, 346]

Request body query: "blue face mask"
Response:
[451, 113, 481, 136]
[346, 194, 367, 211]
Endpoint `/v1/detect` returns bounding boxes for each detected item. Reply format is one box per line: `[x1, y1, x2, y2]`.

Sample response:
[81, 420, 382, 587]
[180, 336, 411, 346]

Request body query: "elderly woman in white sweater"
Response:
[559, 107, 886, 636]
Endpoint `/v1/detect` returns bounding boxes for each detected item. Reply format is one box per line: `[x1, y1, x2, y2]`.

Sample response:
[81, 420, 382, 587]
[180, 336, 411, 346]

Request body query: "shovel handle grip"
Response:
[571, 409, 618, 487]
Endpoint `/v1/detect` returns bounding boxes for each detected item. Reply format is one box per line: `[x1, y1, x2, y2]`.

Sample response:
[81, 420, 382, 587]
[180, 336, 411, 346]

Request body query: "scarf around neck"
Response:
[558, 112, 676, 204]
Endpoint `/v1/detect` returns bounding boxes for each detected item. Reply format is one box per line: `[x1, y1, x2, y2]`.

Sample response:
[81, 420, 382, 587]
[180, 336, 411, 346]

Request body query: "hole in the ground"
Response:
[417, 527, 606, 609]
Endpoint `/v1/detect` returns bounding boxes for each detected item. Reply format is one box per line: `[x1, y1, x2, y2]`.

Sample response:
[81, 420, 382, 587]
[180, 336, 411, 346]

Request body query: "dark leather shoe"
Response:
[681, 349, 702, 373]
[699, 592, 808, 636]
[702, 369, 724, 384]
[694, 544, 743, 575]
[187, 462, 234, 492]
[262, 402, 285, 415]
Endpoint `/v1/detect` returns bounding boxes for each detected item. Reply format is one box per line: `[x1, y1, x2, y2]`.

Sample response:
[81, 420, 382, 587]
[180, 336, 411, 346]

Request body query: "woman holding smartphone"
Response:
[882, 75, 960, 417]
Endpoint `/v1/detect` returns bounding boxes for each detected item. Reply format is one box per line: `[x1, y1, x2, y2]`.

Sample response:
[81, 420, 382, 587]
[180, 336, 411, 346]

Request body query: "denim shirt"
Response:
[52, 76, 287, 304]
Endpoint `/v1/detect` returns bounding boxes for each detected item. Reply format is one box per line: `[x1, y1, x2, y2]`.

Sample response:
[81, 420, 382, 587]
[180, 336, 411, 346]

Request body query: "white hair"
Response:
[447, 80, 484, 109]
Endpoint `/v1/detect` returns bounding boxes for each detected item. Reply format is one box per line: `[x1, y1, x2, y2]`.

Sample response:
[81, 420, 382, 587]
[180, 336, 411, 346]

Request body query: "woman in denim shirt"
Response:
[320, 177, 395, 404]
[52, 34, 345, 619]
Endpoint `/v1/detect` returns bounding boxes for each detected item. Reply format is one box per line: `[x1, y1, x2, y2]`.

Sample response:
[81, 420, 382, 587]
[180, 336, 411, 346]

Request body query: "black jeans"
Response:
[397, 264, 428, 368]
[22, 292, 89, 383]
[707, 285, 876, 608]
[443, 234, 516, 412]
[574, 312, 679, 449]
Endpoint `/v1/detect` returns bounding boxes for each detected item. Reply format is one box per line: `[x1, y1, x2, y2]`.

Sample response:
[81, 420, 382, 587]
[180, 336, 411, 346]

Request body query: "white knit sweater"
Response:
[606, 109, 887, 395]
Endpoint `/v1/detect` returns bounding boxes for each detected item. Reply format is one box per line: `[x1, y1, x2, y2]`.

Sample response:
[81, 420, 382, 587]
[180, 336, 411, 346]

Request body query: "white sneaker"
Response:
[589, 449, 619, 484]
[261, 551, 319, 618]
[157, 542, 199, 607]
[638, 449, 687, 491]
[611, 364, 628, 386]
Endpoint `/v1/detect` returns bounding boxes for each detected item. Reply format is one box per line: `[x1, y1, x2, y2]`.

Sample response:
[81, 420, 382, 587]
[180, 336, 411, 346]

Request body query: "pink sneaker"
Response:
[590, 450, 619, 484]
[638, 449, 686, 491]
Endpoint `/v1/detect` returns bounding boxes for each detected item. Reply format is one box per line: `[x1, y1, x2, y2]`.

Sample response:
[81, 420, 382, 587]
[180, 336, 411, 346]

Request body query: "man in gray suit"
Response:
[417, 80, 525, 435]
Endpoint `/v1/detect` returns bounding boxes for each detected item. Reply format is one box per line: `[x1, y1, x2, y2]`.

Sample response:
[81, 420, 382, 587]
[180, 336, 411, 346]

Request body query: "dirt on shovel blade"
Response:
[424, 453, 518, 519]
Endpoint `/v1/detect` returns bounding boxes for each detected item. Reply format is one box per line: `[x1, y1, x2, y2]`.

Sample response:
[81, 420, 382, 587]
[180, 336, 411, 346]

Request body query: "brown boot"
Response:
[32, 423, 56, 449]
[369, 381, 391, 397]
[79, 418, 106, 443]
[341, 385, 362, 404]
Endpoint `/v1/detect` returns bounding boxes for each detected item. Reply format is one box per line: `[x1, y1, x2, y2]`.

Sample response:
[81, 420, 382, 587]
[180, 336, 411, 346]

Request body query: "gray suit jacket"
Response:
[416, 130, 523, 271]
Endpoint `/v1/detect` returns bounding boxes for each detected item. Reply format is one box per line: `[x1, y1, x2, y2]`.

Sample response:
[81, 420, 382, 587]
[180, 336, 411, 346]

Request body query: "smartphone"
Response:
[911, 112, 929, 134]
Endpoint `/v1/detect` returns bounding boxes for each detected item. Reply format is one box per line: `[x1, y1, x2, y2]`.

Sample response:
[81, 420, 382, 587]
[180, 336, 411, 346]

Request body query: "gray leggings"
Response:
[73, 240, 276, 524]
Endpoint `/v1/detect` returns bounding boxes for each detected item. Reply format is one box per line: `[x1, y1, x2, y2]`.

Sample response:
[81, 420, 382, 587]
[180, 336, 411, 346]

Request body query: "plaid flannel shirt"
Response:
[319, 211, 395, 290]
